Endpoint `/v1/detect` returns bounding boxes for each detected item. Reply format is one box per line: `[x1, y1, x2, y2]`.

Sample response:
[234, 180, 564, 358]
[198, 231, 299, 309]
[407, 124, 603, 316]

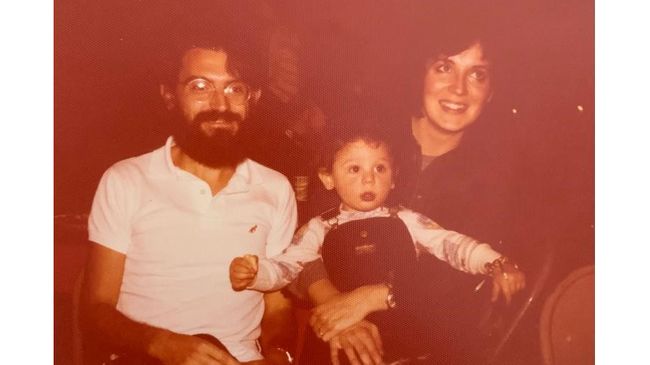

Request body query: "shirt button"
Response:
[200, 189, 207, 195]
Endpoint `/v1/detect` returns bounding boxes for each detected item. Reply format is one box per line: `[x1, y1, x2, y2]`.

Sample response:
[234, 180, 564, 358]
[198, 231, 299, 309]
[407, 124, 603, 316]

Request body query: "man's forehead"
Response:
[177, 47, 241, 81]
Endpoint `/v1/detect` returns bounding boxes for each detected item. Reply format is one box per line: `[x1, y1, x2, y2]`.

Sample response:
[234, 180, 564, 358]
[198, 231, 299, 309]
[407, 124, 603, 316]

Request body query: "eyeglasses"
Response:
[182, 78, 251, 105]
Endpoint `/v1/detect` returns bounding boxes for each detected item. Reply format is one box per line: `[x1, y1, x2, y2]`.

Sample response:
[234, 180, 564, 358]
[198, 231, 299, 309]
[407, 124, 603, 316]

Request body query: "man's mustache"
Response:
[193, 110, 243, 124]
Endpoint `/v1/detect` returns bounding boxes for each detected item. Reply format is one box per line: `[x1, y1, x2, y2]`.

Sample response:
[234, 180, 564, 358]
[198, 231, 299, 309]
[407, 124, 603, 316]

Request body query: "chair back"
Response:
[71, 270, 85, 365]
[539, 265, 594, 365]
[480, 247, 556, 363]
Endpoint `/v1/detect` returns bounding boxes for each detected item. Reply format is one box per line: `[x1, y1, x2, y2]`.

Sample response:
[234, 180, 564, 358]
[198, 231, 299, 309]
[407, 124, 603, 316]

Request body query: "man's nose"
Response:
[209, 89, 228, 111]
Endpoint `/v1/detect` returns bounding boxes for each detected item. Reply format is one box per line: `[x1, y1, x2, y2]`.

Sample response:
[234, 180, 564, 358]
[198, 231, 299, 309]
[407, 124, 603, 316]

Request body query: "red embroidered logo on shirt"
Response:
[249, 225, 258, 233]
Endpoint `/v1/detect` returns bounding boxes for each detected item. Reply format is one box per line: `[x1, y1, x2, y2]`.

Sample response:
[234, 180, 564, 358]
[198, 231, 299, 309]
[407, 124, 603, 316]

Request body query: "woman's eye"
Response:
[348, 165, 360, 173]
[435, 61, 453, 73]
[470, 69, 489, 82]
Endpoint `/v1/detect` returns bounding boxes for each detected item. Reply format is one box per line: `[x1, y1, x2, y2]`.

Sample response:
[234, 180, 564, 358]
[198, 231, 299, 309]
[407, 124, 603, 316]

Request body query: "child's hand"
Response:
[229, 254, 259, 291]
[490, 260, 526, 304]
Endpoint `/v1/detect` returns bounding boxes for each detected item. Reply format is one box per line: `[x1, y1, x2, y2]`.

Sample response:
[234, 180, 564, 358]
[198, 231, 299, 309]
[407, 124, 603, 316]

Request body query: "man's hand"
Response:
[229, 255, 259, 291]
[310, 285, 387, 341]
[328, 320, 384, 365]
[149, 330, 241, 365]
[490, 262, 526, 304]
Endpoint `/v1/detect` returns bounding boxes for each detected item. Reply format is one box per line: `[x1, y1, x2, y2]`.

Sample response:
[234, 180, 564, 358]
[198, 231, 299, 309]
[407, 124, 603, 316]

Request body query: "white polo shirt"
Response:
[88, 137, 297, 361]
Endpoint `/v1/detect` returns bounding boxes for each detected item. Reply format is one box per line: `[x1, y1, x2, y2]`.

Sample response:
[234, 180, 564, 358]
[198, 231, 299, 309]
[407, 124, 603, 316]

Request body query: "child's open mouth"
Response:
[361, 192, 376, 201]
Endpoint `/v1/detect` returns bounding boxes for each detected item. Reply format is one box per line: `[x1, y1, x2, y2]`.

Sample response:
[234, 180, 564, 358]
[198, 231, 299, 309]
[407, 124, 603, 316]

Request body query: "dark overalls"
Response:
[298, 208, 437, 364]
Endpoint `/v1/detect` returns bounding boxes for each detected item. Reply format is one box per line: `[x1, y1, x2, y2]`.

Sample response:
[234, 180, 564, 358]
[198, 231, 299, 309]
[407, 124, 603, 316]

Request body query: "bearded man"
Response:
[80, 22, 297, 365]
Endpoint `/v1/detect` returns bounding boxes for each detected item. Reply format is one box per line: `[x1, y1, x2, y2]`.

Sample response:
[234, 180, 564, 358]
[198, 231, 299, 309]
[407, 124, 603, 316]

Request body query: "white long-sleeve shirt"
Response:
[249, 206, 501, 292]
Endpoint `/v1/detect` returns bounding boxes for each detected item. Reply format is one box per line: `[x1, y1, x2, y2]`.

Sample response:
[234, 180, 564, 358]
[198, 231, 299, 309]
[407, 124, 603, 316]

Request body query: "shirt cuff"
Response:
[473, 244, 503, 274]
[247, 259, 277, 292]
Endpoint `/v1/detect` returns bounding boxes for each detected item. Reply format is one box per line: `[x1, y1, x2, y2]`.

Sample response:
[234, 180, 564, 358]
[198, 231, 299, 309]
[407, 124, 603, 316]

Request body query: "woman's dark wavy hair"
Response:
[400, 2, 510, 116]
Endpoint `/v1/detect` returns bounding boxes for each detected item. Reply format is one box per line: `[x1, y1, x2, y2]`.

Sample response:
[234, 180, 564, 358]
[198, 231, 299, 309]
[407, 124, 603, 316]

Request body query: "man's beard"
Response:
[171, 109, 250, 168]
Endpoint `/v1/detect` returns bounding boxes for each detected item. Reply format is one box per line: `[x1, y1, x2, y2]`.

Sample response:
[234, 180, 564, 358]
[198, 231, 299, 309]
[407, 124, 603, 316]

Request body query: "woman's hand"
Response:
[310, 284, 388, 341]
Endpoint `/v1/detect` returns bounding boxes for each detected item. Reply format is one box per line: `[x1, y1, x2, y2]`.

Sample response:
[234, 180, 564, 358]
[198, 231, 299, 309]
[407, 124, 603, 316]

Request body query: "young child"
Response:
[230, 126, 525, 363]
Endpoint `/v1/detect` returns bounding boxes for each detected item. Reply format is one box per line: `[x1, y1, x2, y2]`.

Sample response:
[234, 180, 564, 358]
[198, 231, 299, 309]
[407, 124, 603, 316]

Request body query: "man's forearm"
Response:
[82, 301, 170, 358]
[260, 291, 296, 350]
[84, 302, 241, 365]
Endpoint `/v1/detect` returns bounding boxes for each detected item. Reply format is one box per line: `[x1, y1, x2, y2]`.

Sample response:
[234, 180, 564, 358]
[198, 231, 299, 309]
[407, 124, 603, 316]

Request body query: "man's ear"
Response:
[160, 84, 176, 110]
[317, 168, 335, 191]
[251, 88, 262, 104]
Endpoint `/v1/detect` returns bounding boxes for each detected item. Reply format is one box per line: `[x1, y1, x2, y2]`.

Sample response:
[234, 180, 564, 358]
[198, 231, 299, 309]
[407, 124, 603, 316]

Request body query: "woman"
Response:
[296, 19, 525, 365]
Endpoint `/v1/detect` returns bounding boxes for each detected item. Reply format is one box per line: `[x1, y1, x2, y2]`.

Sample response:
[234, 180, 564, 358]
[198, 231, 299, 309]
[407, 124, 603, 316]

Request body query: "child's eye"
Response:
[375, 164, 386, 173]
[348, 165, 360, 173]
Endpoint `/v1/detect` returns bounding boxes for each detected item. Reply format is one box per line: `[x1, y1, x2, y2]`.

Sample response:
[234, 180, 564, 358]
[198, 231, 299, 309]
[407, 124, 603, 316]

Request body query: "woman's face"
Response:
[421, 42, 492, 134]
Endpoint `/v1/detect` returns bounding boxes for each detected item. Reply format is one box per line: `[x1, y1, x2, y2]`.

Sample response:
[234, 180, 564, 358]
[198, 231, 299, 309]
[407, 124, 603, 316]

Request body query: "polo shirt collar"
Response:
[151, 136, 258, 193]
[223, 159, 255, 194]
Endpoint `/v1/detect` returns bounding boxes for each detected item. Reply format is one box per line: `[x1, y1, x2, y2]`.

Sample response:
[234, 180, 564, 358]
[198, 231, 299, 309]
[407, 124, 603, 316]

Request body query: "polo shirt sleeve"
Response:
[399, 209, 501, 275]
[264, 179, 298, 258]
[247, 178, 299, 291]
[87, 166, 136, 254]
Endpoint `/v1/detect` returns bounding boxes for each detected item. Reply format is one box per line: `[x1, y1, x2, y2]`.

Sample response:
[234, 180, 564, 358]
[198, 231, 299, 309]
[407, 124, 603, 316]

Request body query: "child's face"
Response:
[319, 140, 395, 212]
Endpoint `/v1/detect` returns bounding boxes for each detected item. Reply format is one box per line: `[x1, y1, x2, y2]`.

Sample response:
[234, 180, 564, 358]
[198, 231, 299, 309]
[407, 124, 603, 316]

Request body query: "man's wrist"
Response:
[146, 328, 174, 359]
[264, 346, 294, 364]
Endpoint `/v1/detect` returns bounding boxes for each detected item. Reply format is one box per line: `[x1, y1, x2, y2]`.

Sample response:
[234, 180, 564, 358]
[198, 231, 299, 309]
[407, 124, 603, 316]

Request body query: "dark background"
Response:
[54, 0, 593, 363]
[55, 0, 593, 219]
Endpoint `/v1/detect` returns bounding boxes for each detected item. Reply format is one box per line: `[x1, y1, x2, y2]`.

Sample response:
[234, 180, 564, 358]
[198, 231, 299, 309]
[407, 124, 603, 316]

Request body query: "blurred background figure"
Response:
[247, 21, 326, 224]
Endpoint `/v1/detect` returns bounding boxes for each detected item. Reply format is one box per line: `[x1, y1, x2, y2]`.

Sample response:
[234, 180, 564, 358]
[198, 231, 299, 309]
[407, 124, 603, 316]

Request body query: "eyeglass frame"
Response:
[179, 77, 252, 105]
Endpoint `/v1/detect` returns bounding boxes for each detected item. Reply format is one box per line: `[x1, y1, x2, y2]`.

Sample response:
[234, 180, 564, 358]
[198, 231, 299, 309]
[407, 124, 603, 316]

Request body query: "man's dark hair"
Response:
[156, 6, 267, 90]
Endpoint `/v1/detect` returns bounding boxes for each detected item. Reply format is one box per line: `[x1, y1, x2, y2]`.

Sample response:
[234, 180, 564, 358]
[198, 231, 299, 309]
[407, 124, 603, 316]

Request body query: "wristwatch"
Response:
[385, 282, 397, 309]
[268, 347, 294, 364]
